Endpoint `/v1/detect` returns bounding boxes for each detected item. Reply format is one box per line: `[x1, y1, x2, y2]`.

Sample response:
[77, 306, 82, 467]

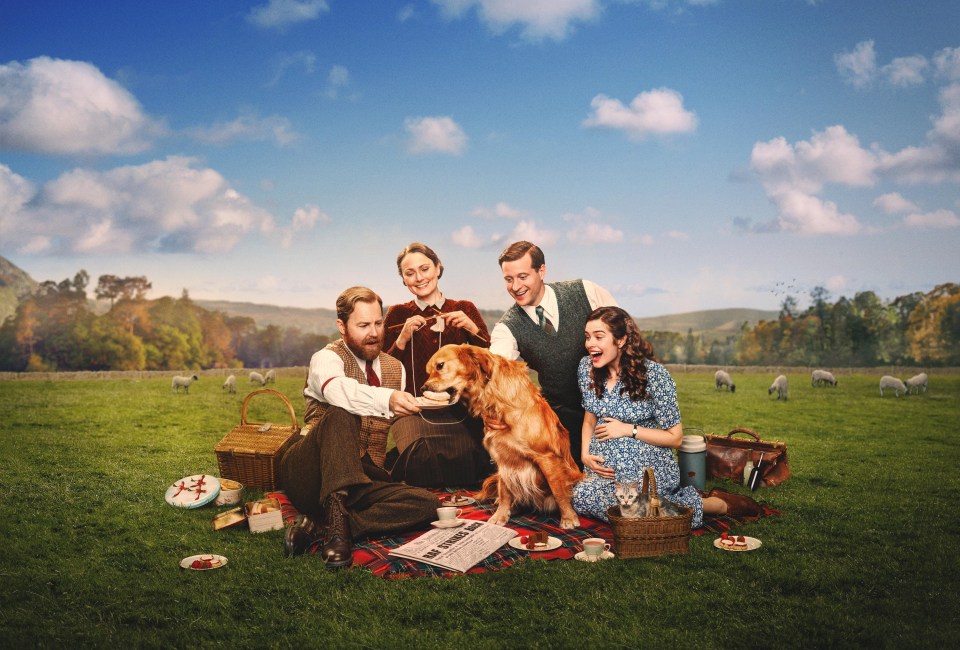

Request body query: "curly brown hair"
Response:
[587, 306, 658, 401]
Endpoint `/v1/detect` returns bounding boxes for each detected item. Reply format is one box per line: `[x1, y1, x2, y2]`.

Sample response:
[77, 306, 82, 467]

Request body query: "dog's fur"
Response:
[422, 344, 582, 529]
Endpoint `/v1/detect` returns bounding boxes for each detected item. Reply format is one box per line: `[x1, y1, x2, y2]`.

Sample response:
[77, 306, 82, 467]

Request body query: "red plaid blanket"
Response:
[267, 489, 780, 579]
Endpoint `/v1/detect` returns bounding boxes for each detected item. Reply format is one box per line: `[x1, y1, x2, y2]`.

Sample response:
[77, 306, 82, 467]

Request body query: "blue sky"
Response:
[1, 0, 958, 318]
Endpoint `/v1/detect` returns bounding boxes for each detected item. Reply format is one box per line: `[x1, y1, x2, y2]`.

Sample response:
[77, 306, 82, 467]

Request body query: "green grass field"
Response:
[1, 371, 958, 648]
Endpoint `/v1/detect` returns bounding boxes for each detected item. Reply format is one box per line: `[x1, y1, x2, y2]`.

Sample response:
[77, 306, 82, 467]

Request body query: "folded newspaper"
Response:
[389, 520, 517, 573]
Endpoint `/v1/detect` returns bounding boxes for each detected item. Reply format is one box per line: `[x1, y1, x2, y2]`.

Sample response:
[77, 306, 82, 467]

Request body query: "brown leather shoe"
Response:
[706, 489, 761, 517]
[284, 515, 325, 558]
[320, 492, 353, 569]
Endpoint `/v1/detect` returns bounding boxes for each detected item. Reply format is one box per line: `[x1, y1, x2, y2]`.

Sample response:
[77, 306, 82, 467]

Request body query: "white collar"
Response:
[414, 293, 445, 311]
[521, 284, 556, 323]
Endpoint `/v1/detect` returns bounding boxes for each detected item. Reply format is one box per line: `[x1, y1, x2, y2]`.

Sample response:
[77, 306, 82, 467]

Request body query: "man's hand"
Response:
[390, 390, 422, 417]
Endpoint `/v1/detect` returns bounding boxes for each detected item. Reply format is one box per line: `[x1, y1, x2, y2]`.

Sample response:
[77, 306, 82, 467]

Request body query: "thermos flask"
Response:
[678, 430, 707, 491]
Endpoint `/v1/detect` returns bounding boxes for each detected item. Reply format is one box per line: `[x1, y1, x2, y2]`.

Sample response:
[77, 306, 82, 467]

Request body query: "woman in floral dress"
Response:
[571, 306, 758, 527]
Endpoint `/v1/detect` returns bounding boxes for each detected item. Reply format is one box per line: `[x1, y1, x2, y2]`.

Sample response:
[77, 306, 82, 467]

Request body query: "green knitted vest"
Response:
[500, 279, 591, 409]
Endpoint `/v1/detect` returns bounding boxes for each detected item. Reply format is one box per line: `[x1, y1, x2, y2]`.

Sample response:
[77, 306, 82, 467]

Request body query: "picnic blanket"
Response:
[267, 489, 780, 579]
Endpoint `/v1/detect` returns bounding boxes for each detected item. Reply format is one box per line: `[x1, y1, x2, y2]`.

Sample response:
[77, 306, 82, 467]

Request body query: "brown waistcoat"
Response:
[304, 339, 402, 467]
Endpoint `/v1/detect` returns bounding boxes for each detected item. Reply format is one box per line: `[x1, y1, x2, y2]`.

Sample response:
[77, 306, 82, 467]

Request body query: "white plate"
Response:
[713, 535, 762, 552]
[431, 518, 466, 529]
[439, 495, 476, 507]
[574, 550, 615, 562]
[165, 474, 220, 509]
[508, 535, 562, 552]
[415, 397, 453, 409]
[180, 554, 228, 570]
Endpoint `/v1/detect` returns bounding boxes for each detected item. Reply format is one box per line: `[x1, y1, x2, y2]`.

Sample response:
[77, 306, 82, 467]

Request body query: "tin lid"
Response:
[165, 474, 221, 509]
[680, 435, 706, 453]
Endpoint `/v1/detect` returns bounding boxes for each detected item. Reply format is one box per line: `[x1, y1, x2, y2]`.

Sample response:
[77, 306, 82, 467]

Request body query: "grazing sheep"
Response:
[714, 370, 736, 393]
[905, 372, 928, 394]
[879, 375, 908, 398]
[811, 369, 838, 387]
[264, 369, 276, 384]
[249, 371, 266, 386]
[768, 374, 788, 400]
[222, 374, 237, 394]
[171, 374, 199, 394]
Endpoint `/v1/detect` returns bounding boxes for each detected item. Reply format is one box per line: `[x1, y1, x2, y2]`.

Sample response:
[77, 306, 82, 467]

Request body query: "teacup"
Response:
[436, 506, 462, 521]
[581, 537, 611, 560]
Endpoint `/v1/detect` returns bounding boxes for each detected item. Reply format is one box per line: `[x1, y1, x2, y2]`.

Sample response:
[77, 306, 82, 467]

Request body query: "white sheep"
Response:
[811, 369, 838, 387]
[264, 369, 276, 384]
[714, 370, 736, 393]
[222, 374, 237, 394]
[171, 374, 199, 394]
[905, 372, 928, 394]
[249, 371, 267, 386]
[879, 375, 908, 398]
[768, 374, 788, 400]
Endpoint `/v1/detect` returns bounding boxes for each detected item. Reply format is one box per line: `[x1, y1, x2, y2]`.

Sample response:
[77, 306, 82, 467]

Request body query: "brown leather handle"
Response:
[240, 388, 298, 428]
[726, 427, 761, 441]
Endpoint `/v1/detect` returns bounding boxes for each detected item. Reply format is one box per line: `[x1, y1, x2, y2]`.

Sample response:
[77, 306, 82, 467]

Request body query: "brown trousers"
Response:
[279, 406, 437, 539]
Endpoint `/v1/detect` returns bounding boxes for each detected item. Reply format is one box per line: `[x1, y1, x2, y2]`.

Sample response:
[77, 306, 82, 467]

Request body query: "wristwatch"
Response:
[632, 424, 638, 439]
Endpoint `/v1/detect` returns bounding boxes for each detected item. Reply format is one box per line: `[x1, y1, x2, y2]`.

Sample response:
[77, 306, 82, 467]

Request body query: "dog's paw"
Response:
[488, 510, 510, 526]
[559, 515, 580, 530]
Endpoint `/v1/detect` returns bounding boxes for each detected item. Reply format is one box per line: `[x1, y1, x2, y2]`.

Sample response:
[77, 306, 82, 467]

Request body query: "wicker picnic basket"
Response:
[215, 388, 300, 491]
[606, 467, 693, 558]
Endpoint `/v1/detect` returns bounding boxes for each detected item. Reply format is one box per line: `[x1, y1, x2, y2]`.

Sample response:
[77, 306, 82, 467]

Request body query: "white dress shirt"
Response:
[489, 280, 618, 360]
[303, 345, 405, 419]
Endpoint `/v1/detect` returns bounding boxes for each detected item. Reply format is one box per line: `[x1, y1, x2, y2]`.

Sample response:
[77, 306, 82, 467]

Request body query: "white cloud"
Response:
[933, 46, 960, 81]
[902, 209, 960, 229]
[637, 234, 655, 246]
[451, 225, 485, 248]
[0, 57, 162, 156]
[266, 51, 316, 87]
[510, 219, 558, 246]
[665, 230, 689, 241]
[835, 40, 877, 88]
[882, 55, 928, 87]
[281, 204, 330, 247]
[404, 116, 468, 155]
[582, 88, 698, 140]
[0, 157, 275, 256]
[825, 275, 848, 293]
[398, 4, 416, 22]
[431, 0, 601, 41]
[325, 65, 350, 99]
[879, 82, 960, 183]
[562, 207, 624, 244]
[471, 202, 527, 219]
[247, 0, 329, 30]
[873, 192, 919, 214]
[187, 112, 299, 146]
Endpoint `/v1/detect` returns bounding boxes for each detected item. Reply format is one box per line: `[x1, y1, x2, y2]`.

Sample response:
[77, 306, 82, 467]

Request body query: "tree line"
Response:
[0, 272, 957, 372]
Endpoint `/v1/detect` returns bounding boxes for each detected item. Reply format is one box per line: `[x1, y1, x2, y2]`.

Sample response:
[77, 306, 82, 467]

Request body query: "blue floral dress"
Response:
[571, 356, 703, 528]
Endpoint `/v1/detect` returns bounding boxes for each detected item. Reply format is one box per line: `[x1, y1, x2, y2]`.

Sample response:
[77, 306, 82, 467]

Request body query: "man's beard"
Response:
[344, 330, 382, 362]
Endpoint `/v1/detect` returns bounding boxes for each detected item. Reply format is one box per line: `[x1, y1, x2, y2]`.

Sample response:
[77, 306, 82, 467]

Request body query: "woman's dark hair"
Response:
[396, 242, 444, 279]
[587, 306, 658, 401]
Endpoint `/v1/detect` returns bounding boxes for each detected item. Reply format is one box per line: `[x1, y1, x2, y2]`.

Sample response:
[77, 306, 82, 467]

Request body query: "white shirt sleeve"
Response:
[489, 322, 521, 360]
[582, 280, 618, 310]
[303, 348, 395, 418]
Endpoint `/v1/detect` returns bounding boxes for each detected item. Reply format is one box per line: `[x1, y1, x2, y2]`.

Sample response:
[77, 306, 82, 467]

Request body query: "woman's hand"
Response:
[397, 315, 428, 348]
[593, 417, 632, 441]
[439, 310, 479, 336]
[583, 453, 614, 478]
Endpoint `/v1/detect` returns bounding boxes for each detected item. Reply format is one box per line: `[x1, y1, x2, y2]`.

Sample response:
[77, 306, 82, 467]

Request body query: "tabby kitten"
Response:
[614, 481, 646, 517]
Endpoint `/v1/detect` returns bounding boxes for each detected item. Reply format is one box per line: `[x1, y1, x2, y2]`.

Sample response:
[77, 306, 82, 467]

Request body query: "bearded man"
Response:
[279, 286, 436, 568]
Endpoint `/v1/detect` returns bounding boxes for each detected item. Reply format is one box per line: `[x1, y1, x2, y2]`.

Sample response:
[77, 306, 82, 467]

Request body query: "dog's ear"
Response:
[461, 345, 494, 382]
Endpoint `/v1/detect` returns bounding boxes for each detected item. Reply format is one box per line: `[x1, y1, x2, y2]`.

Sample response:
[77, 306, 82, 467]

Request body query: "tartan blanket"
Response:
[266, 489, 780, 579]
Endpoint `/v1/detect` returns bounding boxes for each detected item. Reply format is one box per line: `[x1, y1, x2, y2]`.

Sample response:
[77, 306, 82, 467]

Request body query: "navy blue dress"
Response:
[571, 356, 703, 527]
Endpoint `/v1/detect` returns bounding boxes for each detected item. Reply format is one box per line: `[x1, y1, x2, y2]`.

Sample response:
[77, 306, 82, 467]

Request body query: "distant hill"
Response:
[634, 308, 780, 342]
[0, 256, 39, 324]
[194, 300, 340, 334]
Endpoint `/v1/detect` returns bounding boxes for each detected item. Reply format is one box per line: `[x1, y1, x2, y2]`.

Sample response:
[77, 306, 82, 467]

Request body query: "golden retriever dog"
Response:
[422, 344, 582, 529]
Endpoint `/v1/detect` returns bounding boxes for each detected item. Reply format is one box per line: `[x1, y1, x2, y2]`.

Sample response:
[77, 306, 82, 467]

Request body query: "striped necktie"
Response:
[535, 305, 556, 335]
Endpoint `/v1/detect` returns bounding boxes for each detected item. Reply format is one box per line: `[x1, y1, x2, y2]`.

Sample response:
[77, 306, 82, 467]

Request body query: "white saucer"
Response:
[713, 535, 762, 552]
[439, 496, 476, 507]
[431, 518, 466, 529]
[574, 550, 615, 562]
[180, 554, 227, 570]
[508, 535, 562, 552]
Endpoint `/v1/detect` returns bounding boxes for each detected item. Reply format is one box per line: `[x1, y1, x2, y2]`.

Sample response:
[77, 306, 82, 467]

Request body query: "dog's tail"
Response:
[479, 473, 499, 502]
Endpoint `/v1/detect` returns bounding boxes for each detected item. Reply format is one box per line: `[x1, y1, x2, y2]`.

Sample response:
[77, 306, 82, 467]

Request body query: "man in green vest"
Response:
[490, 241, 618, 468]
[280, 286, 437, 568]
